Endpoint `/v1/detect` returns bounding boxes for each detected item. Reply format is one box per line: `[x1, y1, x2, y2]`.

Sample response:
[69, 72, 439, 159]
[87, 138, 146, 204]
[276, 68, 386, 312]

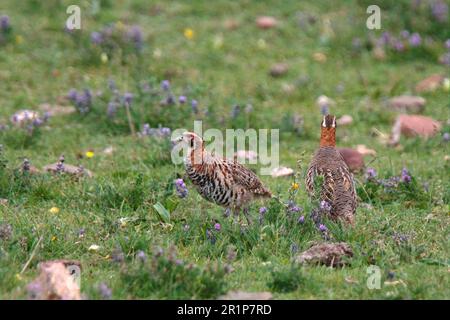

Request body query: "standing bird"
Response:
[173, 131, 272, 224]
[305, 115, 357, 225]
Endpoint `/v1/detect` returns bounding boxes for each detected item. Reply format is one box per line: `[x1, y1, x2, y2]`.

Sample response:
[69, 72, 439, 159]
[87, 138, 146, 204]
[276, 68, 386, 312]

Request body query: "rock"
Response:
[219, 291, 272, 300]
[313, 52, 327, 63]
[415, 74, 445, 93]
[39, 103, 76, 116]
[234, 150, 258, 161]
[372, 46, 386, 60]
[294, 242, 353, 267]
[27, 261, 81, 300]
[316, 95, 335, 109]
[355, 144, 376, 156]
[338, 148, 364, 172]
[390, 115, 441, 145]
[88, 244, 101, 252]
[256, 16, 277, 29]
[43, 163, 93, 178]
[269, 63, 289, 77]
[336, 115, 353, 126]
[102, 146, 114, 155]
[271, 166, 294, 178]
[224, 19, 239, 30]
[388, 96, 426, 113]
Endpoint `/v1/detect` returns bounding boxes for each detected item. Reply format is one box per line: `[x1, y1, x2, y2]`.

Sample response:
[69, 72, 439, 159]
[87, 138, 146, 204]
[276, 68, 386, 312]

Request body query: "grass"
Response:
[0, 0, 449, 299]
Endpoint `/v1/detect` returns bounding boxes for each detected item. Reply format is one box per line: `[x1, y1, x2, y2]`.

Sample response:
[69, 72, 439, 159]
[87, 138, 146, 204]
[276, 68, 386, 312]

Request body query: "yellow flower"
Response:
[15, 273, 22, 281]
[49, 207, 60, 214]
[51, 236, 57, 242]
[86, 151, 94, 158]
[101, 52, 108, 64]
[291, 182, 299, 190]
[184, 28, 194, 40]
[15, 35, 23, 45]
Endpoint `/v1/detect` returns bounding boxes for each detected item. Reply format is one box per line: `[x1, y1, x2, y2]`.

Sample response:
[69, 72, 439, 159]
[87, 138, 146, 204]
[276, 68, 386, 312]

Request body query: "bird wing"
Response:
[228, 161, 270, 195]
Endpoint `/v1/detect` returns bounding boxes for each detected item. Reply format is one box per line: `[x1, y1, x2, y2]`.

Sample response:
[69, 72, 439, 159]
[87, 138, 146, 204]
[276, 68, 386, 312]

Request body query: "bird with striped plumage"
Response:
[173, 131, 272, 224]
[305, 115, 357, 225]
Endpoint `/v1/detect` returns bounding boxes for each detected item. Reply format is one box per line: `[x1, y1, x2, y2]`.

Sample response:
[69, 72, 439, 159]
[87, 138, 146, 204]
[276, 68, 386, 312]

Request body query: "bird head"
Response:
[320, 114, 336, 147]
[173, 131, 203, 150]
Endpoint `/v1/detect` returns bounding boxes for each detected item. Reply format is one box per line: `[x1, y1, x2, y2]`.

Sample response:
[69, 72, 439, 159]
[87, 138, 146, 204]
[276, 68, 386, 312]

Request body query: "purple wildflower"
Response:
[431, 0, 448, 23]
[0, 15, 10, 31]
[393, 40, 405, 52]
[401, 167, 412, 183]
[259, 207, 267, 215]
[400, 30, 410, 39]
[98, 283, 112, 300]
[320, 200, 332, 212]
[445, 39, 450, 50]
[126, 25, 143, 51]
[440, 52, 450, 65]
[214, 223, 221, 231]
[366, 167, 377, 180]
[107, 101, 118, 118]
[380, 32, 391, 46]
[90, 31, 103, 45]
[297, 215, 305, 224]
[123, 92, 133, 106]
[159, 127, 171, 137]
[78, 228, 85, 238]
[111, 247, 125, 263]
[409, 33, 421, 47]
[161, 80, 170, 91]
[136, 250, 147, 262]
[174, 178, 188, 198]
[178, 95, 187, 104]
[191, 99, 199, 113]
[443, 132, 450, 142]
[318, 224, 327, 232]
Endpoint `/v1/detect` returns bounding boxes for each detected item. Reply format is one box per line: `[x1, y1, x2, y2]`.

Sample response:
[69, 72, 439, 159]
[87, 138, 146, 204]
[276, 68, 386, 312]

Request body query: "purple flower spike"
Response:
[178, 95, 187, 104]
[0, 15, 10, 31]
[90, 31, 103, 45]
[319, 224, 327, 232]
[297, 215, 305, 224]
[214, 223, 221, 231]
[161, 80, 170, 91]
[259, 207, 267, 215]
[401, 167, 412, 183]
[174, 178, 188, 198]
[123, 92, 133, 105]
[320, 200, 332, 212]
[409, 33, 421, 47]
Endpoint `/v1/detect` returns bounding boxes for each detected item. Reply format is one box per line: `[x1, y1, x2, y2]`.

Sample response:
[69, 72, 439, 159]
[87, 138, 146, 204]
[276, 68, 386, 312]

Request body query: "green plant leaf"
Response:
[153, 202, 170, 223]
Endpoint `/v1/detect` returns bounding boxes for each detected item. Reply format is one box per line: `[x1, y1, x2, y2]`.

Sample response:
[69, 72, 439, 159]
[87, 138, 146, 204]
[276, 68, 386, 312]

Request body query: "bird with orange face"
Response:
[173, 131, 272, 224]
[305, 115, 357, 225]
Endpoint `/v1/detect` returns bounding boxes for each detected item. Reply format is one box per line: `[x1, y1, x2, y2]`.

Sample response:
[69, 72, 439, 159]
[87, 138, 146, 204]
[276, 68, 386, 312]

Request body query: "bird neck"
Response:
[188, 143, 205, 166]
[320, 128, 336, 147]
